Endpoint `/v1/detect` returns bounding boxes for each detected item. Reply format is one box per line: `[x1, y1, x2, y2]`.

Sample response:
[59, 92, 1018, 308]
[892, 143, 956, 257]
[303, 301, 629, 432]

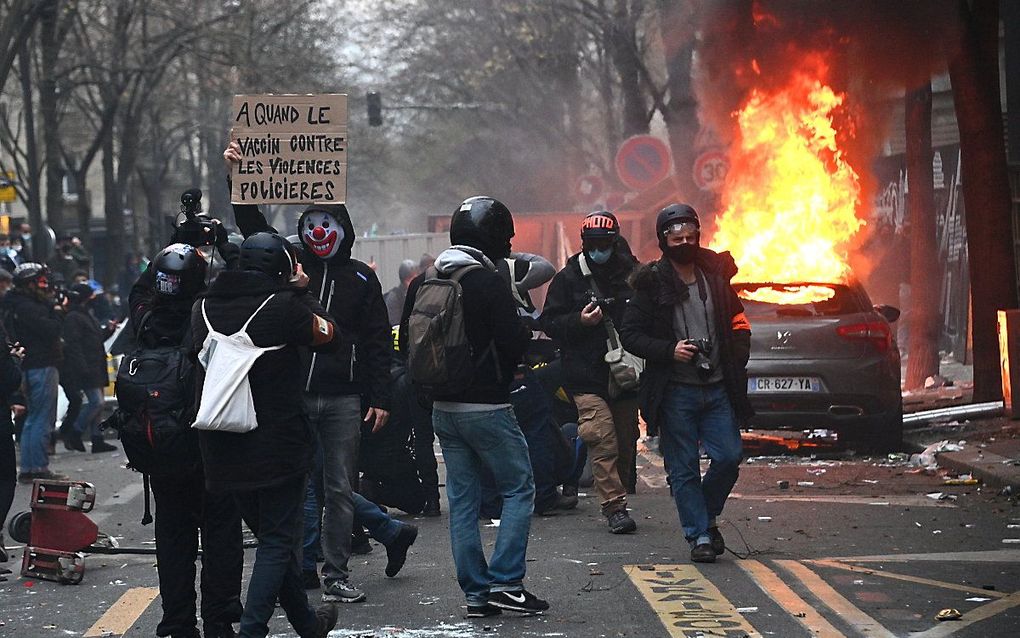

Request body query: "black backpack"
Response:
[111, 316, 197, 478]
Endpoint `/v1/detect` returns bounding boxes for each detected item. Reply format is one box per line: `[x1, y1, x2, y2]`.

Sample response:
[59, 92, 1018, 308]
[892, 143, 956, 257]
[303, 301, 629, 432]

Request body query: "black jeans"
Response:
[1, 412, 15, 532]
[61, 383, 82, 434]
[412, 413, 440, 499]
[149, 471, 243, 637]
[234, 475, 318, 638]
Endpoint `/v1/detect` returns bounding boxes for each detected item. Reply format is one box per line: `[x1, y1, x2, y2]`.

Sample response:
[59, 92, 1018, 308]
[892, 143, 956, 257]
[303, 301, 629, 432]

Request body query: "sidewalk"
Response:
[905, 416, 1020, 492]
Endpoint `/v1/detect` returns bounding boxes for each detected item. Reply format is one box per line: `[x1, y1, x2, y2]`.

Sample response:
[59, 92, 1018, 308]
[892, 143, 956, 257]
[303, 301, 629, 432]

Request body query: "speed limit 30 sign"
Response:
[693, 150, 728, 192]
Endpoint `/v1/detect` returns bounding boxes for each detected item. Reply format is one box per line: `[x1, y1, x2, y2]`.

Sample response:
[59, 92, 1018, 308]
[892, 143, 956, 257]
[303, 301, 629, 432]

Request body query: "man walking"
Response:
[620, 204, 752, 563]
[542, 211, 640, 534]
[401, 196, 548, 618]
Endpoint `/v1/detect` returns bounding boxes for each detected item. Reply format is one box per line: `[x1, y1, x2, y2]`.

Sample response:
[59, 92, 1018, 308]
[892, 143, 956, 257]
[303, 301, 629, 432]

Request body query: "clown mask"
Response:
[301, 210, 344, 259]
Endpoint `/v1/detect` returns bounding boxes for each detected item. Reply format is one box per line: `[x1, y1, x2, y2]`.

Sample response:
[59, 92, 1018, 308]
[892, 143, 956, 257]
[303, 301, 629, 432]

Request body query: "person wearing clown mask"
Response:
[540, 211, 641, 535]
[224, 142, 393, 605]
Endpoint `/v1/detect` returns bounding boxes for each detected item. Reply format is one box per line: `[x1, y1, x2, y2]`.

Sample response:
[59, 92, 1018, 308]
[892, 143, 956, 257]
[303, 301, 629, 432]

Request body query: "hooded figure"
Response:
[226, 150, 393, 605]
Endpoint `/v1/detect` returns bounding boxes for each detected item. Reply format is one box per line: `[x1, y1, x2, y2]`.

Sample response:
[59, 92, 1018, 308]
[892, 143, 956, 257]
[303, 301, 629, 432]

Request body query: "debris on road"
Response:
[936, 608, 962, 621]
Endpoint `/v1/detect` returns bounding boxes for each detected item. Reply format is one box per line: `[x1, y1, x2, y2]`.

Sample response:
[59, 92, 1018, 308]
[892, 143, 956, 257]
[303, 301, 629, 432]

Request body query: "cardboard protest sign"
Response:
[230, 94, 347, 205]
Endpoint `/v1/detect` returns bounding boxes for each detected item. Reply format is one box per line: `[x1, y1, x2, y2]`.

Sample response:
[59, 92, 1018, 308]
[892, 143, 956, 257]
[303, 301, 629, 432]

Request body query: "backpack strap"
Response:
[240, 293, 278, 334]
[448, 264, 483, 282]
[200, 299, 213, 333]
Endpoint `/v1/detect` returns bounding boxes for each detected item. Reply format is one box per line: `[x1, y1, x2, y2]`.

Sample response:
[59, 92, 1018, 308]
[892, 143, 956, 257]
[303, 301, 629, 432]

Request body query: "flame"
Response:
[709, 56, 864, 305]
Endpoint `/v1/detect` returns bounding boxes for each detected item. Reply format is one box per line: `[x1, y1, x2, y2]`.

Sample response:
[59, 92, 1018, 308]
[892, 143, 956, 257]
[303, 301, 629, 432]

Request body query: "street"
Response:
[3, 433, 1018, 638]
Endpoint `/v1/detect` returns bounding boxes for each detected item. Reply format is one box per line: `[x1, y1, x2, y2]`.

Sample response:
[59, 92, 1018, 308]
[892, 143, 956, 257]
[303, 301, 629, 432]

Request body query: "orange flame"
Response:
[709, 57, 864, 304]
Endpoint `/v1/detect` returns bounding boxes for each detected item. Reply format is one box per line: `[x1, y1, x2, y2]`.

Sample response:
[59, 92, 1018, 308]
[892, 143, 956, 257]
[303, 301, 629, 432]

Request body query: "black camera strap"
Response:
[678, 268, 711, 342]
[578, 253, 623, 350]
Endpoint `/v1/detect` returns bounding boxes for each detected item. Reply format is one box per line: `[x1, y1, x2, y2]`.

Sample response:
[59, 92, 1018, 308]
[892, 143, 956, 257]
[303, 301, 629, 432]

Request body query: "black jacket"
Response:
[192, 270, 338, 493]
[2, 288, 63, 370]
[541, 250, 638, 397]
[399, 246, 530, 405]
[61, 306, 109, 390]
[620, 249, 753, 432]
[233, 203, 392, 410]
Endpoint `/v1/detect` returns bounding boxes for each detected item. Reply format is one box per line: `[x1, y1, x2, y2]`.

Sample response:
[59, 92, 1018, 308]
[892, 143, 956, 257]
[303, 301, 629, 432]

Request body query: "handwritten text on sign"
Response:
[230, 94, 348, 205]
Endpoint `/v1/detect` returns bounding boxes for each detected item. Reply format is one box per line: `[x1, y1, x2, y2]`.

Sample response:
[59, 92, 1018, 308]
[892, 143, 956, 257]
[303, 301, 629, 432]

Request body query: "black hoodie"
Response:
[233, 203, 392, 410]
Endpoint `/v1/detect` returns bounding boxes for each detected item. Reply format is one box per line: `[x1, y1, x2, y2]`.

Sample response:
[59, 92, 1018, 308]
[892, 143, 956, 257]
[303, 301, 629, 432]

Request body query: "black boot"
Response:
[91, 436, 117, 453]
[63, 427, 86, 452]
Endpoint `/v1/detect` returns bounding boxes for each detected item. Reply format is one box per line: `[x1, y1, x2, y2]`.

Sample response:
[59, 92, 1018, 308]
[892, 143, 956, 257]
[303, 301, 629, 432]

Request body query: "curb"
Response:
[936, 448, 1020, 492]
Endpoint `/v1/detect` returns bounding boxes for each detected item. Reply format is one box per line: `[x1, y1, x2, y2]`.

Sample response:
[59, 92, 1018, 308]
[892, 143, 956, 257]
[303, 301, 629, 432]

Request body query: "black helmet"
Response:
[656, 203, 700, 235]
[239, 232, 297, 283]
[13, 262, 48, 287]
[68, 282, 95, 305]
[152, 243, 208, 298]
[581, 211, 620, 241]
[656, 203, 700, 250]
[450, 196, 514, 261]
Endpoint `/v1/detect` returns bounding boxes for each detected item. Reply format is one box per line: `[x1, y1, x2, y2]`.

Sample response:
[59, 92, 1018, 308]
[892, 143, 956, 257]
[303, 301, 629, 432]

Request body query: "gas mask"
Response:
[301, 210, 344, 260]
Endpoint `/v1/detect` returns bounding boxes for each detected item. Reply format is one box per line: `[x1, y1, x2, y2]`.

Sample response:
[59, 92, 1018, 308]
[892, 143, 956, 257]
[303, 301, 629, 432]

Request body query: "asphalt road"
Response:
[2, 437, 1018, 638]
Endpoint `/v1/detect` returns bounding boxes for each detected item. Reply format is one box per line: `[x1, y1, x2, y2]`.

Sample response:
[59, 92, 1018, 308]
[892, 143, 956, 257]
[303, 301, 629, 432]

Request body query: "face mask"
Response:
[301, 211, 344, 259]
[587, 248, 612, 265]
[666, 243, 698, 265]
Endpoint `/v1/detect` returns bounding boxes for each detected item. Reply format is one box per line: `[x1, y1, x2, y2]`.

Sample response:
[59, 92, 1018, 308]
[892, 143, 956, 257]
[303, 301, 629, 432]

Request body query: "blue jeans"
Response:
[72, 387, 105, 439]
[21, 367, 59, 473]
[302, 487, 403, 572]
[233, 476, 317, 638]
[433, 406, 535, 606]
[659, 382, 742, 545]
[302, 393, 361, 584]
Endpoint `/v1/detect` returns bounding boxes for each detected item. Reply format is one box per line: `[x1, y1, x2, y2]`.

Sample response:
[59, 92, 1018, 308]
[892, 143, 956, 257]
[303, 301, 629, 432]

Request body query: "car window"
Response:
[735, 283, 865, 317]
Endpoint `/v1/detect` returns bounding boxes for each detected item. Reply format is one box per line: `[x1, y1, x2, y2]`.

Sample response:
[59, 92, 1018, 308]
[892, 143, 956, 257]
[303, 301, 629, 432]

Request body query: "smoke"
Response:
[695, 0, 951, 230]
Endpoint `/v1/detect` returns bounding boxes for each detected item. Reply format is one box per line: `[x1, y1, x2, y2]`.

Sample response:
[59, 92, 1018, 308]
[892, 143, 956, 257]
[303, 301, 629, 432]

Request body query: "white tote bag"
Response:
[192, 294, 284, 433]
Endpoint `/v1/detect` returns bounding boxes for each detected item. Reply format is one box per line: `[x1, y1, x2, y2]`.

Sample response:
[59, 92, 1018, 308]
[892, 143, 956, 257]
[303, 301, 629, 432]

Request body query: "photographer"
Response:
[3, 263, 66, 483]
[620, 204, 752, 564]
[541, 212, 639, 534]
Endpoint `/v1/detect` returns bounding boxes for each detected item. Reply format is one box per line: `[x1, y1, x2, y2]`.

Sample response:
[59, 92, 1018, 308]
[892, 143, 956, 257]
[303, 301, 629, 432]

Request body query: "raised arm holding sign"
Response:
[230, 94, 348, 205]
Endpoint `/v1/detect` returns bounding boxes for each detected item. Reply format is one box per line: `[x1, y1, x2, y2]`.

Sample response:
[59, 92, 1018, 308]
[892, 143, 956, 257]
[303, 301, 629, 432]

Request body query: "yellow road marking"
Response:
[627, 564, 762, 637]
[776, 560, 895, 638]
[84, 587, 160, 637]
[908, 592, 1020, 637]
[808, 559, 1008, 599]
[737, 560, 846, 637]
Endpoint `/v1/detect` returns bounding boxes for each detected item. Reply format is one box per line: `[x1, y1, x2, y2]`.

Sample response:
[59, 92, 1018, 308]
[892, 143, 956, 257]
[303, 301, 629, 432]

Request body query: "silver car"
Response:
[736, 281, 902, 452]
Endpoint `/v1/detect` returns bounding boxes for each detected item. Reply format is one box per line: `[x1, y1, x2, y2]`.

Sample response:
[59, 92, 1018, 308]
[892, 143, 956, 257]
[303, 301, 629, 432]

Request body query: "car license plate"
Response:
[747, 376, 822, 393]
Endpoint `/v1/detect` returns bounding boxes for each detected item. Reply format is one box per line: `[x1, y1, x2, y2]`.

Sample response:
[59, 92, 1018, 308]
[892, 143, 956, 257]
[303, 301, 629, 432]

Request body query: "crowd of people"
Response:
[0, 141, 754, 638]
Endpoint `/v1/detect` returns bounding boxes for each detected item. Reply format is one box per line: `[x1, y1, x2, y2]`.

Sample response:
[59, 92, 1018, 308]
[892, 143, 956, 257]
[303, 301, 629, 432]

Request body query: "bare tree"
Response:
[904, 82, 941, 389]
[944, 0, 1018, 401]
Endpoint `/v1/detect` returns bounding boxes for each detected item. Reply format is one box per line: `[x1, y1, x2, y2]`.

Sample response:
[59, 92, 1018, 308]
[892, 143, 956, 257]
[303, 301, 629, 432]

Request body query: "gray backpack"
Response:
[407, 265, 482, 395]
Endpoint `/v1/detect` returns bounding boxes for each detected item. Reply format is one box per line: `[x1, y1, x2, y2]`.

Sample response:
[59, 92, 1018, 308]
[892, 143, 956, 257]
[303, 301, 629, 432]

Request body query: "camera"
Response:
[588, 293, 616, 313]
[686, 338, 714, 377]
[173, 188, 223, 248]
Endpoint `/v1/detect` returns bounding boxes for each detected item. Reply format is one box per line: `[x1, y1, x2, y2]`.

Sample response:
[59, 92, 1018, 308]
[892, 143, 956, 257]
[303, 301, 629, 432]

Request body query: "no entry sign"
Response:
[693, 150, 729, 192]
[615, 135, 672, 191]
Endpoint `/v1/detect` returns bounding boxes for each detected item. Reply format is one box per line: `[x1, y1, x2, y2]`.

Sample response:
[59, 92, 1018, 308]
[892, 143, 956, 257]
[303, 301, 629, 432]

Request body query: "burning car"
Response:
[736, 281, 902, 452]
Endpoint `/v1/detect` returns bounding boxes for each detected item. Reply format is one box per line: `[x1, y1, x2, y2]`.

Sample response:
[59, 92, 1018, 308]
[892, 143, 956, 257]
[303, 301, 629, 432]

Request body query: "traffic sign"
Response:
[575, 174, 604, 205]
[693, 150, 729, 192]
[615, 135, 672, 191]
[0, 171, 15, 203]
